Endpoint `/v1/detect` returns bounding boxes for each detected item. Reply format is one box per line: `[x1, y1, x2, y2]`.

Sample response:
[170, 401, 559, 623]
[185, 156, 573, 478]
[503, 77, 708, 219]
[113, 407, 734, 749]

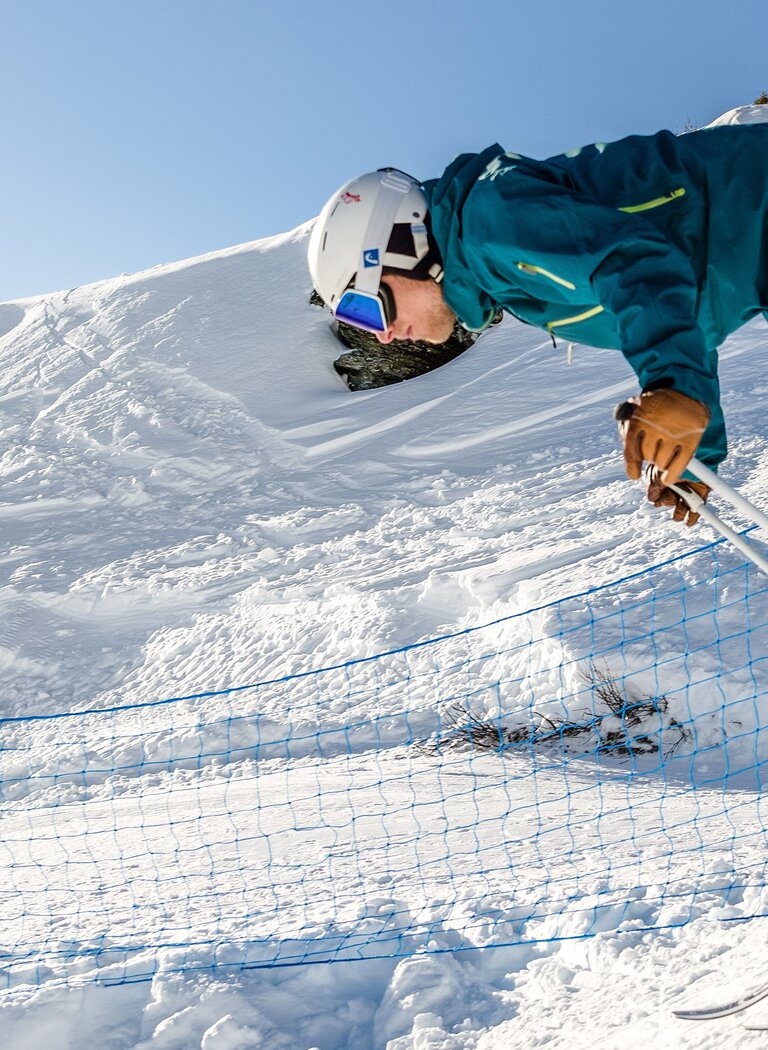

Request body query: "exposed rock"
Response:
[310, 291, 501, 390]
[331, 318, 480, 390]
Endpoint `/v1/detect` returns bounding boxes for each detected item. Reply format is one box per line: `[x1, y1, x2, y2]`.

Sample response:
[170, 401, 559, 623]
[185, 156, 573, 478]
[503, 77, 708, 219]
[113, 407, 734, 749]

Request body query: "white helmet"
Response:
[308, 168, 441, 329]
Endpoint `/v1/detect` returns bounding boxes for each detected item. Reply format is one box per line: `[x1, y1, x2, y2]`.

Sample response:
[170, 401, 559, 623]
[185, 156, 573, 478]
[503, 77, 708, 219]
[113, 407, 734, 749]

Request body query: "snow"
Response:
[704, 104, 768, 126]
[2, 117, 768, 1047]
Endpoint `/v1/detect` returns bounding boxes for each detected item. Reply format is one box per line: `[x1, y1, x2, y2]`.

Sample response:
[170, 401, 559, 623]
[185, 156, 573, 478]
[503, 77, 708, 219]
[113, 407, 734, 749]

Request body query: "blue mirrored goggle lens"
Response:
[335, 290, 387, 333]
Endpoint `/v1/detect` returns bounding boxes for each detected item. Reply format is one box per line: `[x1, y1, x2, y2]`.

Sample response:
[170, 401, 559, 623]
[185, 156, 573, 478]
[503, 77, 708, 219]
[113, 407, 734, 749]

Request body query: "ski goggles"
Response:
[335, 283, 396, 334]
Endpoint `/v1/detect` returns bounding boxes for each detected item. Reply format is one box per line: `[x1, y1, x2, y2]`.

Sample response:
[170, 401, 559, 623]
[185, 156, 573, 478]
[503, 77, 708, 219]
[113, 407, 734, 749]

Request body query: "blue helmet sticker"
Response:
[363, 249, 380, 268]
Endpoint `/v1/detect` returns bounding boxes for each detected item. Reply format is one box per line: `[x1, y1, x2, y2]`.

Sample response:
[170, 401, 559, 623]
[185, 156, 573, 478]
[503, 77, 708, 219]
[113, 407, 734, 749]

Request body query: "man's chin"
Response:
[422, 320, 457, 344]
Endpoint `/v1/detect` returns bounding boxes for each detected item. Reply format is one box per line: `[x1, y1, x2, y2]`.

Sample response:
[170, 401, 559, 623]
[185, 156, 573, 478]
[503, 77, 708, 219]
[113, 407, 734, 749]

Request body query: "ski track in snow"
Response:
[1, 196, 768, 1048]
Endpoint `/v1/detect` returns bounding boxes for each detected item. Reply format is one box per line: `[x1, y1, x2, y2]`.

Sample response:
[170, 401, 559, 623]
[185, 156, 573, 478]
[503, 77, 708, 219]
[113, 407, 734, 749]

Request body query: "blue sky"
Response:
[2, 0, 766, 301]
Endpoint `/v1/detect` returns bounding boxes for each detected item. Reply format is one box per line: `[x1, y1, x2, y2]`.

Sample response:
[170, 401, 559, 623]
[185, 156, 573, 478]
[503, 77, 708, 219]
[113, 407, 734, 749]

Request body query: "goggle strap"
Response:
[354, 174, 413, 295]
[378, 282, 397, 327]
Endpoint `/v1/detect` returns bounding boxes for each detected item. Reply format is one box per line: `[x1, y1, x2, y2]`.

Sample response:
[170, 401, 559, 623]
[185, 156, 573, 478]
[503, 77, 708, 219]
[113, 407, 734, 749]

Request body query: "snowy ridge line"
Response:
[0, 528, 747, 726]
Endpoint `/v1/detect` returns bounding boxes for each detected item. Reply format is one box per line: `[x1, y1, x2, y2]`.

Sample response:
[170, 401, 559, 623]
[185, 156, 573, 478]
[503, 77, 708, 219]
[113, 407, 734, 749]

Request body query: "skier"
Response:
[307, 124, 768, 526]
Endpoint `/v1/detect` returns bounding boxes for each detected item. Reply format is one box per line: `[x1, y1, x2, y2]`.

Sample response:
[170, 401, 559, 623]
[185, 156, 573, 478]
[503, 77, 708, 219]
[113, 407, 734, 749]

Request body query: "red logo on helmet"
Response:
[341, 192, 361, 204]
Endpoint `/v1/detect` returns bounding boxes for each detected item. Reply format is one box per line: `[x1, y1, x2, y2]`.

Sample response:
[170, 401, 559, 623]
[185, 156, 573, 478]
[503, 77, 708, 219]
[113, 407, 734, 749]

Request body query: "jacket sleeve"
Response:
[685, 351, 726, 472]
[461, 170, 726, 463]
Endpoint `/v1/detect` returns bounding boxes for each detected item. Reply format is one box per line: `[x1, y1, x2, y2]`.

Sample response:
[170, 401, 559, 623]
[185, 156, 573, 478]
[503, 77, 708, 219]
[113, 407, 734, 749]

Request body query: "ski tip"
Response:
[672, 1008, 727, 1021]
[672, 981, 768, 1021]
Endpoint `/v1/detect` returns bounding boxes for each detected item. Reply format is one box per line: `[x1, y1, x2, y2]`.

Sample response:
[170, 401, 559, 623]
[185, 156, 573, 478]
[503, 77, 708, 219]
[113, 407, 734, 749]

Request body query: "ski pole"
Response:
[687, 457, 768, 534]
[668, 480, 768, 579]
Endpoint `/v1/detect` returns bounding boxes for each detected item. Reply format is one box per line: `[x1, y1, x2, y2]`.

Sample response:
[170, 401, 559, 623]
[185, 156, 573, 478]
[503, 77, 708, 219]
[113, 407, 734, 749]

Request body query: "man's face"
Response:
[374, 274, 456, 345]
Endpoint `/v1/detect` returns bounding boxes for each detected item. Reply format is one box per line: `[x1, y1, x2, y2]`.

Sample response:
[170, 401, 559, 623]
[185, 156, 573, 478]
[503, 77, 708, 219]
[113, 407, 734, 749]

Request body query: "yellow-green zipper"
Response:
[547, 305, 605, 331]
[517, 262, 576, 291]
[618, 187, 686, 214]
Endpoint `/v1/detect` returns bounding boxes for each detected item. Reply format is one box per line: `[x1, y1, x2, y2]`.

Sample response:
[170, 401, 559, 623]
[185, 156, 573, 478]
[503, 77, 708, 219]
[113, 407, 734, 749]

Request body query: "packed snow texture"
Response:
[2, 105, 768, 1048]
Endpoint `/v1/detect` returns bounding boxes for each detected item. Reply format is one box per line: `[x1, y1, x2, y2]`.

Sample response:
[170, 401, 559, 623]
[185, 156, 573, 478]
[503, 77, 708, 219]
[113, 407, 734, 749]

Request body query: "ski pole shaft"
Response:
[696, 505, 768, 575]
[688, 457, 768, 534]
[669, 481, 768, 576]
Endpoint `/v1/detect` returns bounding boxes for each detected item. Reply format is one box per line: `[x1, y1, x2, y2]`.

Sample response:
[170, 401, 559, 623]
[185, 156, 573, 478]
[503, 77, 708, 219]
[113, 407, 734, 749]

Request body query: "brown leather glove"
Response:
[646, 466, 710, 526]
[615, 389, 710, 486]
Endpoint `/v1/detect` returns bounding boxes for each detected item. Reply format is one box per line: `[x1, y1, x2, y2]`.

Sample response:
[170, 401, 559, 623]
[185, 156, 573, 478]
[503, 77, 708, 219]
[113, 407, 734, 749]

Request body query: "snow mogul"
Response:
[308, 123, 768, 526]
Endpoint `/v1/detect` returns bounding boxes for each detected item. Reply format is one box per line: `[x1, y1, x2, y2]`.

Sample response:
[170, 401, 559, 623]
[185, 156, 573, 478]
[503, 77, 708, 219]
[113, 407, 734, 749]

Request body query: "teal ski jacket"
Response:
[423, 126, 768, 468]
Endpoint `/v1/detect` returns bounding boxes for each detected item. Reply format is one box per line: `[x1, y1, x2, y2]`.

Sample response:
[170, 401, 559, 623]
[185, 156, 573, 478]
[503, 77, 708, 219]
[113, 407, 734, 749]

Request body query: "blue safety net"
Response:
[2, 534, 768, 988]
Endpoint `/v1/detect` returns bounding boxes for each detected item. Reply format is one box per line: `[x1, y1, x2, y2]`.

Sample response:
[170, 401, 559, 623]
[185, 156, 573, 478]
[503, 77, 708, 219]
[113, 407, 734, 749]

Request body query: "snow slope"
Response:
[2, 121, 768, 1047]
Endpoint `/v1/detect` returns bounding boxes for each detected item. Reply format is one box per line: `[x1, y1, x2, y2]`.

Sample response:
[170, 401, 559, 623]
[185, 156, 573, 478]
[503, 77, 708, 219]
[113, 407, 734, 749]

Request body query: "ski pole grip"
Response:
[668, 482, 705, 511]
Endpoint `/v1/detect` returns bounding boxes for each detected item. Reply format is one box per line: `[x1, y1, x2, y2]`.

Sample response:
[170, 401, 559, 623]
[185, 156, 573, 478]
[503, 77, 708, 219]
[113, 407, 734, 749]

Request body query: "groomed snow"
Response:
[2, 108, 768, 1048]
